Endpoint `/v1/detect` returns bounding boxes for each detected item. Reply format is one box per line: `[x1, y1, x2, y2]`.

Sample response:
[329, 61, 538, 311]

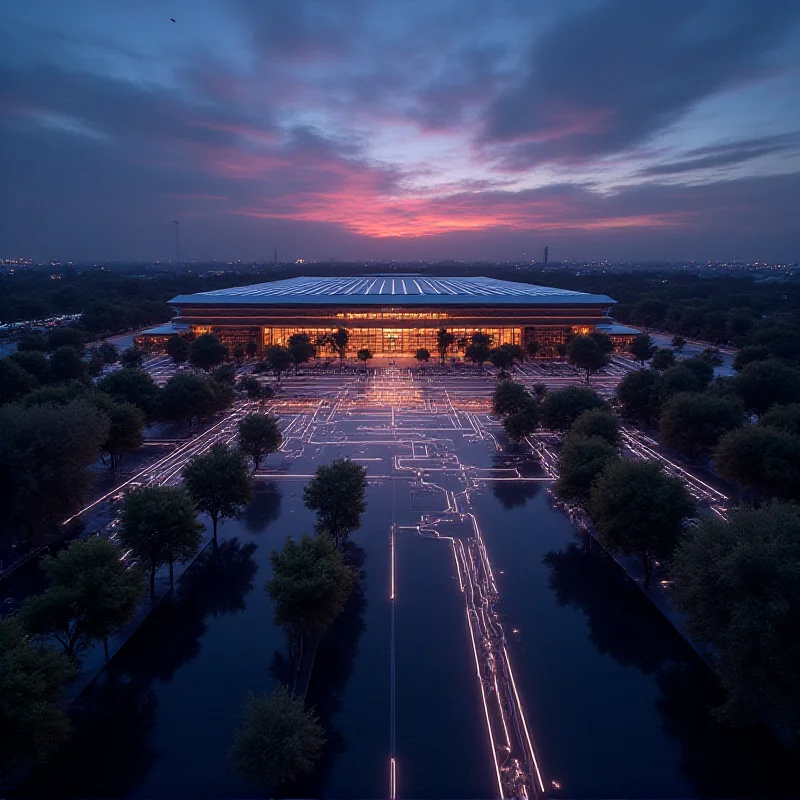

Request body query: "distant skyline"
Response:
[1, 0, 799, 262]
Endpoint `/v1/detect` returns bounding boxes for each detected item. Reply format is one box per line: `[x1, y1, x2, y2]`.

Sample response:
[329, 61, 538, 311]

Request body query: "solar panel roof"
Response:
[170, 276, 614, 307]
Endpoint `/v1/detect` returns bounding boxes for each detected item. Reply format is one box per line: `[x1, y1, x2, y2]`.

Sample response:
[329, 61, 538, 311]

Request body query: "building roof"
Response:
[170, 276, 615, 307]
[595, 322, 640, 335]
[140, 323, 191, 336]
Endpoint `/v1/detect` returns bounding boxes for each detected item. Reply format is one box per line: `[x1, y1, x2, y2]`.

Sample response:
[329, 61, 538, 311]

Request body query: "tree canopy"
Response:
[229, 686, 325, 792]
[415, 348, 431, 363]
[464, 332, 493, 366]
[287, 333, 316, 372]
[21, 537, 144, 661]
[492, 380, 535, 417]
[265, 345, 293, 383]
[758, 403, 800, 436]
[714, 425, 800, 505]
[97, 368, 161, 423]
[629, 333, 656, 364]
[238, 413, 282, 471]
[566, 334, 612, 383]
[159, 373, 217, 426]
[735, 359, 800, 414]
[0, 617, 74, 786]
[556, 435, 619, 505]
[436, 328, 455, 364]
[165, 334, 190, 365]
[189, 333, 228, 372]
[119, 485, 202, 596]
[616, 368, 662, 423]
[303, 459, 367, 548]
[650, 348, 676, 371]
[570, 408, 620, 446]
[658, 391, 743, 458]
[671, 504, 800, 731]
[182, 443, 253, 544]
[589, 460, 695, 588]
[539, 385, 604, 431]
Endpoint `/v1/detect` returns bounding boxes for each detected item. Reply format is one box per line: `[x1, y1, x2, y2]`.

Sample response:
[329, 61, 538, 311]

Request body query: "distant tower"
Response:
[173, 220, 181, 269]
[544, 245, 549, 264]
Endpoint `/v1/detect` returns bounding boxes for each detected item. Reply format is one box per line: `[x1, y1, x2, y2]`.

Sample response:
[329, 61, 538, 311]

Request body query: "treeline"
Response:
[1, 417, 283, 787]
[0, 270, 261, 334]
[509, 270, 800, 349]
[493, 368, 800, 738]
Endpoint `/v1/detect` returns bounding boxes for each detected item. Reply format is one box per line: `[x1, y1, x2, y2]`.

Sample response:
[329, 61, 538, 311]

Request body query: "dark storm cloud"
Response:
[641, 133, 800, 176]
[485, 0, 800, 167]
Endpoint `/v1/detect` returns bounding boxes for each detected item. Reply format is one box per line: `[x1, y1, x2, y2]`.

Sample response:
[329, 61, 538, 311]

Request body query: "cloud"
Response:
[484, 0, 800, 167]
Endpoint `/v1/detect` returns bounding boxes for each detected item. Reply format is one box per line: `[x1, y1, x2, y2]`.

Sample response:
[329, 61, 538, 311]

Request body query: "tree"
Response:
[0, 618, 73, 787]
[331, 327, 349, 367]
[759, 403, 800, 436]
[629, 333, 656, 365]
[357, 348, 373, 369]
[492, 380, 535, 417]
[303, 458, 367, 548]
[189, 332, 227, 371]
[159, 373, 216, 427]
[590, 460, 695, 588]
[659, 392, 743, 458]
[464, 332, 492, 368]
[714, 426, 800, 505]
[47, 327, 84, 352]
[502, 407, 538, 445]
[735, 359, 800, 414]
[556, 435, 619, 505]
[49, 345, 87, 383]
[212, 363, 237, 386]
[566, 334, 610, 383]
[182, 443, 253, 545]
[20, 537, 144, 661]
[97, 368, 161, 422]
[165, 334, 190, 365]
[16, 331, 49, 352]
[659, 363, 708, 399]
[119, 347, 145, 370]
[92, 394, 145, 474]
[570, 408, 620, 446]
[119, 485, 202, 596]
[671, 334, 686, 352]
[525, 339, 539, 361]
[0, 400, 109, 544]
[232, 343, 246, 364]
[265, 345, 293, 384]
[539, 385, 604, 431]
[415, 347, 431, 364]
[489, 346, 514, 371]
[0, 357, 37, 404]
[238, 413, 282, 471]
[650, 348, 675, 371]
[680, 356, 715, 388]
[288, 333, 316, 373]
[699, 347, 723, 367]
[733, 345, 770, 372]
[245, 340, 259, 359]
[671, 504, 800, 730]
[229, 686, 325, 792]
[436, 328, 455, 365]
[266, 532, 356, 669]
[96, 341, 119, 365]
[238, 375, 263, 400]
[10, 350, 50, 383]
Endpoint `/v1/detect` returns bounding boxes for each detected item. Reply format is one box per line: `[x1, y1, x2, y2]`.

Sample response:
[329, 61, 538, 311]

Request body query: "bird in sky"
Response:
[170, 18, 176, 23]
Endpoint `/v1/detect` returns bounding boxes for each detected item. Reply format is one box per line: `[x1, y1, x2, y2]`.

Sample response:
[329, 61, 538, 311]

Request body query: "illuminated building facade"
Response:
[137, 275, 638, 358]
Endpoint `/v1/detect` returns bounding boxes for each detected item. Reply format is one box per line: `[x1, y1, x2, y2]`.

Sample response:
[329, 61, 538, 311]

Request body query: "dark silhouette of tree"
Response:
[238, 412, 282, 471]
[182, 443, 253, 545]
[245, 339, 259, 358]
[658, 391, 743, 458]
[212, 363, 237, 386]
[119, 347, 145, 370]
[50, 345, 87, 383]
[525, 339, 539, 360]
[21, 537, 144, 661]
[714, 425, 800, 505]
[356, 348, 373, 369]
[567, 334, 612, 383]
[189, 333, 227, 372]
[589, 460, 695, 588]
[0, 617, 73, 788]
[659, 363, 708, 399]
[465, 332, 492, 367]
[288, 333, 316, 373]
[119, 485, 203, 596]
[650, 348, 676, 371]
[539, 385, 604, 431]
[502, 407, 538, 446]
[629, 333, 656, 365]
[165, 334, 190, 365]
[556, 434, 620, 504]
[0, 357, 37, 404]
[331, 328, 349, 367]
[671, 504, 800, 732]
[9, 349, 50, 383]
[759, 403, 800, 435]
[570, 408, 620, 446]
[303, 459, 367, 548]
[229, 686, 325, 792]
[436, 328, 455, 365]
[735, 359, 800, 414]
[616, 368, 662, 422]
[415, 347, 431, 364]
[492, 380, 535, 417]
[91, 394, 145, 474]
[97, 369, 161, 423]
[265, 344, 292, 383]
[158, 373, 216, 427]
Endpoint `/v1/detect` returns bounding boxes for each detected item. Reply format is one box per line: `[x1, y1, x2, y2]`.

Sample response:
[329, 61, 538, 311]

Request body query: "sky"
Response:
[1, 0, 799, 263]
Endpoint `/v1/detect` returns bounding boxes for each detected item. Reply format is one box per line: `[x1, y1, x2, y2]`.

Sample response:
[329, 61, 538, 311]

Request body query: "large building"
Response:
[136, 275, 638, 358]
